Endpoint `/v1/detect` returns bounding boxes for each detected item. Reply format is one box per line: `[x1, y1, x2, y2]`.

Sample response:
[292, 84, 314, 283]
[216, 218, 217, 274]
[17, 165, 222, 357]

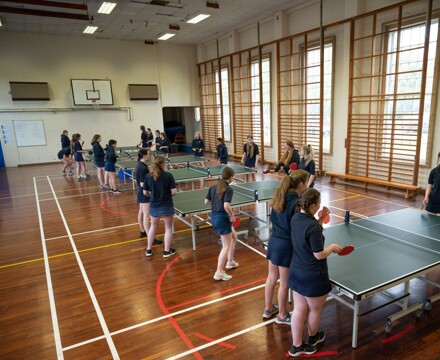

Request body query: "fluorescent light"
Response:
[158, 33, 175, 41]
[83, 25, 98, 34]
[0, 18, 2, 27]
[186, 14, 210, 24]
[98, 2, 117, 14]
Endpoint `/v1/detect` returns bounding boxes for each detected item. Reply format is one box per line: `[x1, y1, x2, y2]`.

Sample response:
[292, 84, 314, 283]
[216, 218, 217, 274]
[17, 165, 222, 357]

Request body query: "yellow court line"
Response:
[0, 225, 212, 270]
[329, 195, 361, 202]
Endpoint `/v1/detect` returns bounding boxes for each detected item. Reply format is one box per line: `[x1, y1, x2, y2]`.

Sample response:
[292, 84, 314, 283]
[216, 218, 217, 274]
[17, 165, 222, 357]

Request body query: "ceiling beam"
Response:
[2, 0, 88, 11]
[0, 6, 90, 20]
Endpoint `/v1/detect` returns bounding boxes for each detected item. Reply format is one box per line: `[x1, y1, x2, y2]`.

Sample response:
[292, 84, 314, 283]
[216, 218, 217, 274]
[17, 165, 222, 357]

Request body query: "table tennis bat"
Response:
[338, 245, 354, 256]
[317, 209, 330, 224]
[232, 217, 241, 228]
[289, 163, 298, 171]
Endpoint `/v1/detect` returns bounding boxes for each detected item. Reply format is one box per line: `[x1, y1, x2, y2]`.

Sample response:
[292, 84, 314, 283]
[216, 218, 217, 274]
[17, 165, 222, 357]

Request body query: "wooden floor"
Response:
[1, 156, 439, 360]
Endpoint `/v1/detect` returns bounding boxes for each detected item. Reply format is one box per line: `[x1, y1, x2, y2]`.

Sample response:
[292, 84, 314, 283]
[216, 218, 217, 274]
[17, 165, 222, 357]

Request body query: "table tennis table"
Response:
[326, 208, 440, 348]
[173, 179, 280, 250]
[115, 161, 257, 189]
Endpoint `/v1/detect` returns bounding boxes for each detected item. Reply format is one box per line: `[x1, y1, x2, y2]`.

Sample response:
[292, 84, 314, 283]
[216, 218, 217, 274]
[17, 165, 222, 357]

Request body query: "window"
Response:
[215, 67, 231, 141]
[305, 42, 333, 153]
[383, 19, 438, 164]
[250, 57, 271, 145]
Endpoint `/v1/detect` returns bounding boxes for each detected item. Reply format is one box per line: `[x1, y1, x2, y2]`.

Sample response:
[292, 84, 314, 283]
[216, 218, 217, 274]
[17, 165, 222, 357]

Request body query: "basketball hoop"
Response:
[90, 98, 99, 110]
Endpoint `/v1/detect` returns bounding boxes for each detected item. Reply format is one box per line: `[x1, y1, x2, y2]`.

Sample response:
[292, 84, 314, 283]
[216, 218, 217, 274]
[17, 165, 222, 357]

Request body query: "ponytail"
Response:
[216, 167, 235, 199]
[151, 156, 165, 180]
[270, 169, 308, 212]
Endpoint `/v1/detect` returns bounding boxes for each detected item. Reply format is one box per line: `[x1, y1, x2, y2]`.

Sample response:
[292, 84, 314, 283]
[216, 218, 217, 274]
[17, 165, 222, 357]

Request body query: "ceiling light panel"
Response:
[186, 14, 210, 24]
[83, 25, 98, 34]
[158, 32, 175, 40]
[98, 2, 117, 14]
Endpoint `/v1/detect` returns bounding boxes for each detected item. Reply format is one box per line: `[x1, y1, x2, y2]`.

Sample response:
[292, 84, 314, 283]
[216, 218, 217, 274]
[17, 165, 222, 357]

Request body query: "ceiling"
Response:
[0, 0, 310, 45]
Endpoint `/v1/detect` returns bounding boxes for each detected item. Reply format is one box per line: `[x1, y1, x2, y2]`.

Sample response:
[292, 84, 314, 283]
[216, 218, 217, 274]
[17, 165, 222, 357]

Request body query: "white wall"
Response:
[0, 32, 198, 166]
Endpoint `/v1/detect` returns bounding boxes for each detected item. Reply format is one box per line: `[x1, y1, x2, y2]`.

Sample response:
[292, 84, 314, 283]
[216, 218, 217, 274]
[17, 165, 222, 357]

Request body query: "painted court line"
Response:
[34, 178, 64, 360]
[46, 176, 120, 359]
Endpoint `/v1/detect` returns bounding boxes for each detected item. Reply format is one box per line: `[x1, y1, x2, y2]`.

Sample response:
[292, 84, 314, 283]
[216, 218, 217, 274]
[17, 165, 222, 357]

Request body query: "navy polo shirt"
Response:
[428, 167, 440, 207]
[271, 191, 299, 241]
[143, 170, 176, 208]
[206, 183, 233, 214]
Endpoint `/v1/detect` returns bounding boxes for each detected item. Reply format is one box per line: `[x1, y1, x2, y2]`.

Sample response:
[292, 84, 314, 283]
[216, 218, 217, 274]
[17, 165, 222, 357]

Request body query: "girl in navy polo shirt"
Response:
[288, 188, 341, 357]
[152, 129, 161, 151]
[57, 146, 73, 175]
[72, 133, 87, 181]
[298, 144, 316, 188]
[91, 134, 108, 189]
[192, 131, 205, 157]
[205, 167, 239, 281]
[139, 125, 149, 148]
[241, 135, 260, 181]
[423, 151, 440, 214]
[263, 170, 309, 325]
[104, 139, 120, 194]
[157, 132, 170, 156]
[216, 137, 228, 164]
[263, 140, 300, 175]
[143, 156, 177, 258]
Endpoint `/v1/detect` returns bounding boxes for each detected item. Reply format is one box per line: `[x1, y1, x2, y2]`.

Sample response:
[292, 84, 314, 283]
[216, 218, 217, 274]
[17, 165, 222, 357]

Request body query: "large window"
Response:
[250, 57, 271, 145]
[305, 43, 333, 153]
[215, 67, 231, 141]
[384, 19, 438, 164]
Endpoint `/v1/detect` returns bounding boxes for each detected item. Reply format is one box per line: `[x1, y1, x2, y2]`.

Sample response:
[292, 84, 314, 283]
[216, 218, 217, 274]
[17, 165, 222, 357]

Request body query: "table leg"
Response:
[352, 300, 360, 348]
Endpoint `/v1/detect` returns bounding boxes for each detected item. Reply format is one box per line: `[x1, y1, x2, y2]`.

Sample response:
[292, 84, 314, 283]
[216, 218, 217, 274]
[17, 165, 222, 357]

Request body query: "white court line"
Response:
[63, 283, 266, 351]
[33, 177, 64, 360]
[39, 190, 106, 201]
[46, 176, 120, 359]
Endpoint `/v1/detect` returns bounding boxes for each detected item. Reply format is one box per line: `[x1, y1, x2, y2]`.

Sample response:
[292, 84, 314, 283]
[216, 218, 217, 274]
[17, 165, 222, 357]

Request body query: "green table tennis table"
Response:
[173, 179, 280, 250]
[325, 208, 440, 347]
[115, 161, 257, 190]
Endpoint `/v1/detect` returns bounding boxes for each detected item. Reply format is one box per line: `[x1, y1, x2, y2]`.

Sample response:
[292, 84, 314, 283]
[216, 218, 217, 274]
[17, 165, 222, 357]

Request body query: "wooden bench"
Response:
[326, 172, 419, 199]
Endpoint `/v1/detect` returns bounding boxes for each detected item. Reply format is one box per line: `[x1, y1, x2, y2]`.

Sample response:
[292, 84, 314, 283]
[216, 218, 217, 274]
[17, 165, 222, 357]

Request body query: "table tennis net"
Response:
[188, 163, 211, 176]
[350, 218, 440, 256]
[231, 183, 258, 201]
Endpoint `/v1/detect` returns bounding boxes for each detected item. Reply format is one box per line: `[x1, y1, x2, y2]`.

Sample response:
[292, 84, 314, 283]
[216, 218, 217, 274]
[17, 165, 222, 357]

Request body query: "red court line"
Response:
[156, 248, 204, 360]
[382, 325, 414, 344]
[99, 196, 129, 215]
[195, 333, 236, 350]
[285, 350, 339, 357]
[167, 277, 267, 311]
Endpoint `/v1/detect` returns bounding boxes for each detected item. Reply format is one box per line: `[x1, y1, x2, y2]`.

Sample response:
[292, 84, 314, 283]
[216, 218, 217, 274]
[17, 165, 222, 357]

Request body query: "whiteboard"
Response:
[13, 120, 47, 147]
[71, 79, 114, 105]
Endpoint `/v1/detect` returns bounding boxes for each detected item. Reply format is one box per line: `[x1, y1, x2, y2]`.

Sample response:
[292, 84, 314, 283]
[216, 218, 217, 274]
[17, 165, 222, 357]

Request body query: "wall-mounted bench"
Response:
[326, 172, 419, 199]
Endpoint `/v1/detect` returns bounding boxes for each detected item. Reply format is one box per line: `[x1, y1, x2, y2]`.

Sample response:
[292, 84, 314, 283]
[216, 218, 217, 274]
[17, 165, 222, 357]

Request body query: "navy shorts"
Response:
[244, 157, 256, 168]
[105, 162, 116, 172]
[211, 212, 232, 235]
[95, 160, 105, 168]
[137, 189, 150, 204]
[289, 267, 332, 297]
[426, 202, 440, 214]
[150, 205, 174, 217]
[74, 153, 84, 162]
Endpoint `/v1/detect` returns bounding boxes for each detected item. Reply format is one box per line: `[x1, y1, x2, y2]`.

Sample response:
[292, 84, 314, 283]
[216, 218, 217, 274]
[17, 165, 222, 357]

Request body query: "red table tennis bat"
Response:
[232, 217, 241, 228]
[338, 245, 354, 256]
[317, 210, 330, 224]
[289, 163, 298, 171]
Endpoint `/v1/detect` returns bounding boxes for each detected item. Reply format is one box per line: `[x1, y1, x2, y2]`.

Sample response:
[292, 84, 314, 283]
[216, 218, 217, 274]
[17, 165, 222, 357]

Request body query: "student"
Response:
[57, 146, 74, 175]
[241, 135, 260, 181]
[216, 137, 228, 164]
[60, 130, 70, 149]
[104, 139, 120, 194]
[298, 144, 316, 188]
[423, 151, 440, 214]
[135, 149, 163, 245]
[205, 167, 239, 281]
[288, 188, 341, 357]
[157, 132, 170, 156]
[146, 128, 154, 148]
[263, 170, 309, 325]
[143, 156, 177, 258]
[192, 131, 205, 157]
[72, 133, 87, 180]
[263, 140, 299, 175]
[152, 130, 161, 151]
[139, 125, 149, 148]
[91, 134, 108, 189]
